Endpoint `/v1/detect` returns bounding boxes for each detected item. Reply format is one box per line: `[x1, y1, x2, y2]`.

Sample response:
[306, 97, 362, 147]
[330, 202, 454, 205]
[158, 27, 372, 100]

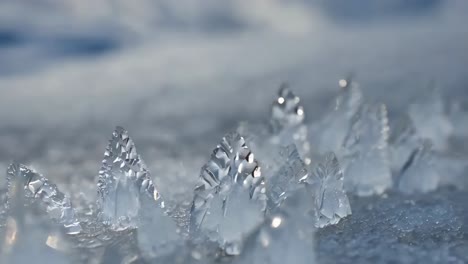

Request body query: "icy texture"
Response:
[317, 189, 467, 264]
[398, 140, 440, 194]
[97, 126, 162, 230]
[309, 79, 363, 155]
[342, 103, 392, 196]
[5, 163, 81, 234]
[234, 189, 316, 264]
[265, 145, 308, 210]
[388, 115, 421, 174]
[306, 153, 351, 227]
[137, 195, 181, 260]
[270, 84, 311, 165]
[190, 132, 265, 255]
[408, 87, 453, 151]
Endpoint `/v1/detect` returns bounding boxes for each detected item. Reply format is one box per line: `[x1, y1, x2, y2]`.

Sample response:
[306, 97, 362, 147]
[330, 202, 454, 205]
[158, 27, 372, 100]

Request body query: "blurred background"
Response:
[0, 0, 467, 203]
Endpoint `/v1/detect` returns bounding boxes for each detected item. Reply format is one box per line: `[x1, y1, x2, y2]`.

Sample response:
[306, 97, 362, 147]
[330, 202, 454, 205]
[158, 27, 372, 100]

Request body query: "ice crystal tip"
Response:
[98, 126, 161, 229]
[198, 132, 261, 191]
[307, 152, 351, 227]
[271, 84, 305, 130]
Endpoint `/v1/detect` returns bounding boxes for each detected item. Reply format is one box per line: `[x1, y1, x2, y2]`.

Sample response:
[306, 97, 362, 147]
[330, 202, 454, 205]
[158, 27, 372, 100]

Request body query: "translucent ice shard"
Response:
[234, 189, 316, 264]
[137, 195, 181, 260]
[408, 86, 453, 150]
[97, 126, 162, 230]
[1, 165, 71, 264]
[388, 115, 421, 174]
[270, 84, 311, 165]
[398, 140, 440, 194]
[305, 153, 351, 227]
[309, 77, 363, 155]
[190, 132, 265, 255]
[5, 163, 81, 234]
[265, 145, 309, 211]
[342, 104, 392, 196]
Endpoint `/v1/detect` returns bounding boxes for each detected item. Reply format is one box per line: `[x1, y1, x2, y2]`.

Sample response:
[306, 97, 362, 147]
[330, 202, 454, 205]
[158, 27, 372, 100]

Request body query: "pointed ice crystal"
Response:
[97, 126, 162, 230]
[408, 86, 453, 150]
[190, 132, 265, 255]
[5, 163, 82, 234]
[398, 140, 439, 194]
[309, 78, 363, 155]
[233, 189, 316, 264]
[265, 145, 309, 211]
[342, 104, 392, 196]
[270, 84, 311, 165]
[305, 153, 351, 227]
[388, 115, 421, 174]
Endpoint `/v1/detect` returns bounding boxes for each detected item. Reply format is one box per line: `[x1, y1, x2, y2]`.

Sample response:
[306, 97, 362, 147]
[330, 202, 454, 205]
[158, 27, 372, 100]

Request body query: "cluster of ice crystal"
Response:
[190, 132, 265, 255]
[97, 126, 163, 230]
[0, 77, 466, 264]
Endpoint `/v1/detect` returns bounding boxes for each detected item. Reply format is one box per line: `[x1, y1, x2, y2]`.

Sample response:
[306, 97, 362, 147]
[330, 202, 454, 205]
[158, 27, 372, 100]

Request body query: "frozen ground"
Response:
[0, 1, 467, 263]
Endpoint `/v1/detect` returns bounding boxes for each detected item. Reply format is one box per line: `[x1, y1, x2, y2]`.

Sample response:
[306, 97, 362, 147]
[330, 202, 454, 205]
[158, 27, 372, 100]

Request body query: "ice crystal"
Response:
[234, 190, 316, 264]
[408, 86, 453, 150]
[306, 152, 351, 227]
[309, 78, 363, 156]
[5, 163, 81, 234]
[342, 103, 392, 196]
[265, 145, 309, 211]
[190, 132, 265, 255]
[270, 84, 311, 165]
[398, 140, 439, 193]
[97, 126, 163, 230]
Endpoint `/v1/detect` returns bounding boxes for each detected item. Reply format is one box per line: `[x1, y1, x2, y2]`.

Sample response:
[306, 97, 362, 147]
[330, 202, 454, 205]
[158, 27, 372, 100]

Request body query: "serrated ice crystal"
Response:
[305, 153, 351, 227]
[342, 104, 392, 196]
[190, 132, 265, 255]
[270, 84, 311, 165]
[398, 140, 440, 194]
[97, 126, 162, 230]
[309, 78, 363, 156]
[265, 145, 308, 211]
[5, 163, 81, 234]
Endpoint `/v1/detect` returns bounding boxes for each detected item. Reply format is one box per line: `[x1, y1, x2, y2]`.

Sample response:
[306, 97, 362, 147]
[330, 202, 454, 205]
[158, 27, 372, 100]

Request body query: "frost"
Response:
[398, 140, 439, 194]
[97, 126, 163, 230]
[5, 163, 81, 234]
[137, 195, 181, 260]
[190, 132, 265, 255]
[342, 103, 392, 196]
[306, 152, 351, 227]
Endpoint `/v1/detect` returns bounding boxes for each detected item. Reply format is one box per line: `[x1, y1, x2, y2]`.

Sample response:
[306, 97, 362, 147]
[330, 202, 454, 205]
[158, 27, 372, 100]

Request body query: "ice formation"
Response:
[342, 103, 392, 196]
[5, 163, 82, 234]
[97, 126, 163, 230]
[408, 87, 453, 151]
[309, 77, 363, 156]
[397, 140, 440, 194]
[264, 145, 309, 211]
[270, 84, 311, 165]
[305, 152, 351, 227]
[234, 189, 316, 264]
[190, 132, 265, 255]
